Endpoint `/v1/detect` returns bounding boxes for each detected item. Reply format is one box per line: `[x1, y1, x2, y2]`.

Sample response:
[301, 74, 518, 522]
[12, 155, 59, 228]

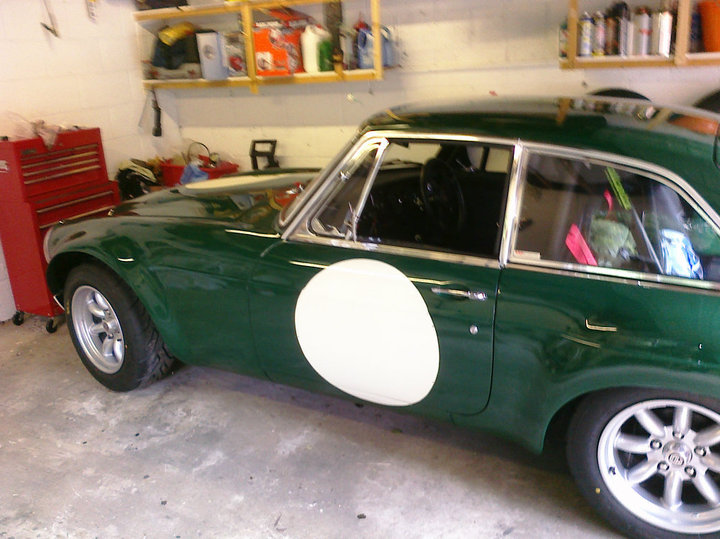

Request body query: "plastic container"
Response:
[161, 155, 239, 186]
[301, 25, 330, 73]
[700, 1, 720, 52]
[357, 26, 394, 69]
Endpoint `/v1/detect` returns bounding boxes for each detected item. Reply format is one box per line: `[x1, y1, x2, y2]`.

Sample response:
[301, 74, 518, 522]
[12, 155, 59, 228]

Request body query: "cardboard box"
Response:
[253, 8, 310, 76]
[197, 31, 229, 80]
[222, 31, 246, 76]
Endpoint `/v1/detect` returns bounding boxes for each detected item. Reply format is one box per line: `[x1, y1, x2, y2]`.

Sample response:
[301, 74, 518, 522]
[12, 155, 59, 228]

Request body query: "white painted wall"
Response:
[0, 0, 174, 321]
[1, 0, 720, 321]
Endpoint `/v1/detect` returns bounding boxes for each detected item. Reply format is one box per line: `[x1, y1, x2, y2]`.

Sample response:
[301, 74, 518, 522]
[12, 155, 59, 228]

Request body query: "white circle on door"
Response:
[294, 258, 440, 406]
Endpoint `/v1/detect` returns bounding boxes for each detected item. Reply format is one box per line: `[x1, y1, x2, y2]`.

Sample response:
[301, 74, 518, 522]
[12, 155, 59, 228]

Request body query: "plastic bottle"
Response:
[559, 18, 568, 58]
[318, 39, 333, 71]
[300, 25, 330, 73]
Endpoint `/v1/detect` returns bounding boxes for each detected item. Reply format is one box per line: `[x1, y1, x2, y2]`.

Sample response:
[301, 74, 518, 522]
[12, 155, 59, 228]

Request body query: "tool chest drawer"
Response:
[33, 184, 118, 231]
[0, 128, 108, 201]
[0, 128, 119, 322]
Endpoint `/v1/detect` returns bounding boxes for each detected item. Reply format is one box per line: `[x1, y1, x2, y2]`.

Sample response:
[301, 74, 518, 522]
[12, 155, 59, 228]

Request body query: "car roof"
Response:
[361, 96, 720, 210]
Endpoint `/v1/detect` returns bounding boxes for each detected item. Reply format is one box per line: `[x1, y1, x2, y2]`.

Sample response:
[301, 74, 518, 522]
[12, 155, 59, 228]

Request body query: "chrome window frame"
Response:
[283, 130, 519, 270]
[506, 142, 720, 292]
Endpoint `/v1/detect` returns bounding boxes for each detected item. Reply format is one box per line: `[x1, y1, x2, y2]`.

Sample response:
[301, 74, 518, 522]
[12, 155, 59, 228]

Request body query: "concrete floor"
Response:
[0, 316, 622, 539]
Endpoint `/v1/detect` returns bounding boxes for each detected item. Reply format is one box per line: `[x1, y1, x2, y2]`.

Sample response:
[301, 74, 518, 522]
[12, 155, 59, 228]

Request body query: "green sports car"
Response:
[45, 97, 720, 538]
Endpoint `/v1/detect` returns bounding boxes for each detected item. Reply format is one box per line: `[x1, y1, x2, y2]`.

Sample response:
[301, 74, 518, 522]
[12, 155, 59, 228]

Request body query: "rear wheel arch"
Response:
[546, 386, 720, 538]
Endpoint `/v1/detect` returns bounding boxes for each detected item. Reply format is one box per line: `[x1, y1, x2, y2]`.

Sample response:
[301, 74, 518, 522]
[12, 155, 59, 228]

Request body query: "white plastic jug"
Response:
[301, 25, 330, 74]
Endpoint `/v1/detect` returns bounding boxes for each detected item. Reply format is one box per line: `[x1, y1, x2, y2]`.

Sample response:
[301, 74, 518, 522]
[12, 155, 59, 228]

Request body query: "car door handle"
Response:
[585, 319, 618, 332]
[431, 287, 487, 301]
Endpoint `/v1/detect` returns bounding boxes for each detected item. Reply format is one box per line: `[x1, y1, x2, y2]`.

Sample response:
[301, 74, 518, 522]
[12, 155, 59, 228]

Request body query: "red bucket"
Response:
[161, 155, 239, 186]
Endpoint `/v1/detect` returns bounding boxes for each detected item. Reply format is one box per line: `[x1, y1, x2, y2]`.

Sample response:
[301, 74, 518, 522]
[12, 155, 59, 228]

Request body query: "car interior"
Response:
[313, 140, 512, 260]
[516, 153, 720, 281]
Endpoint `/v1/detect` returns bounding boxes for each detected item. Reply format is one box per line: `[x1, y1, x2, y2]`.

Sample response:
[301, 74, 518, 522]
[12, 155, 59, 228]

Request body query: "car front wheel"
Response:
[65, 264, 175, 391]
[568, 389, 720, 539]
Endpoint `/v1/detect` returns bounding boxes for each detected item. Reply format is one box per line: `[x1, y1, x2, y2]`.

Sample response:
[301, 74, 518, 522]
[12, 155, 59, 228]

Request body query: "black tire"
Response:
[12, 311, 24, 326]
[567, 388, 720, 539]
[589, 88, 650, 100]
[695, 90, 720, 112]
[64, 264, 175, 391]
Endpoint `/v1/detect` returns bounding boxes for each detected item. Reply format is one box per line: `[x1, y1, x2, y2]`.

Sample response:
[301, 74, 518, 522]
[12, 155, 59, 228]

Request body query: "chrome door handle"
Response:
[431, 287, 487, 301]
[585, 319, 618, 332]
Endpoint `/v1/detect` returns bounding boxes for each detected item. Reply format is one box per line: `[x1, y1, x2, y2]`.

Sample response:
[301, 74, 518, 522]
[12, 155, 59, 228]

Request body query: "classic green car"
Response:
[45, 97, 720, 538]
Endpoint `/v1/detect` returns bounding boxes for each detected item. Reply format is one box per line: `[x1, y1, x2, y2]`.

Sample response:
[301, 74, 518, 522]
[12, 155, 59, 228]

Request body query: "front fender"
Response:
[46, 220, 182, 357]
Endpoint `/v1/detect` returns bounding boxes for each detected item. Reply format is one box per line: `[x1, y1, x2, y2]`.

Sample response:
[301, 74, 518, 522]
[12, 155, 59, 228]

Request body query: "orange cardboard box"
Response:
[253, 8, 310, 76]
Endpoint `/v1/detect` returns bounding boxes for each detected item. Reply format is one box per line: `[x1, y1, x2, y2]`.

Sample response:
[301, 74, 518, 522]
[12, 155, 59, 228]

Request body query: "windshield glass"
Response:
[279, 131, 361, 228]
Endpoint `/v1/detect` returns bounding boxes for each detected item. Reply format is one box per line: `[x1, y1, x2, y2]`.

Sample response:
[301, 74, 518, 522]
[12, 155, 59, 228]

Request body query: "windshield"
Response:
[279, 131, 361, 228]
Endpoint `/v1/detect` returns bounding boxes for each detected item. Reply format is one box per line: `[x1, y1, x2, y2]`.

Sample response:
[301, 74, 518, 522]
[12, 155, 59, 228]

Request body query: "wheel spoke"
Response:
[696, 425, 720, 447]
[112, 337, 123, 361]
[627, 459, 658, 484]
[634, 409, 666, 437]
[615, 434, 652, 454]
[101, 337, 114, 358]
[663, 471, 684, 509]
[693, 473, 720, 506]
[94, 292, 110, 311]
[702, 451, 720, 474]
[89, 323, 105, 336]
[673, 405, 692, 437]
[86, 299, 105, 318]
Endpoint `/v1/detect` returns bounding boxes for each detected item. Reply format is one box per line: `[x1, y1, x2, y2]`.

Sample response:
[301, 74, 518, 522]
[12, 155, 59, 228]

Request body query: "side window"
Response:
[311, 138, 512, 258]
[310, 146, 379, 239]
[515, 152, 720, 281]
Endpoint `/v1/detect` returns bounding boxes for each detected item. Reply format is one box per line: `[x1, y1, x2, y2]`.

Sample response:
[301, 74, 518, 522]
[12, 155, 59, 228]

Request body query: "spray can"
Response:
[633, 7, 651, 55]
[592, 11, 606, 56]
[617, 2, 631, 56]
[605, 6, 618, 55]
[579, 11, 593, 57]
[652, 7, 672, 57]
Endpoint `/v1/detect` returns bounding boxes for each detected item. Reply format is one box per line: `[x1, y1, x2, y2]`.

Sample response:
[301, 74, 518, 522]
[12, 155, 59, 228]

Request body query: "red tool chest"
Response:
[0, 128, 119, 330]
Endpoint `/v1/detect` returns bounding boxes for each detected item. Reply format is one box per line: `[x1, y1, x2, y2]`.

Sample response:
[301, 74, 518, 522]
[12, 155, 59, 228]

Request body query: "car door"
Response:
[249, 134, 515, 417]
[492, 146, 720, 426]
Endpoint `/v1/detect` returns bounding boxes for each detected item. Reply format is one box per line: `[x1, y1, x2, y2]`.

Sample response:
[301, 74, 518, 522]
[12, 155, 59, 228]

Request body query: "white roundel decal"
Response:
[294, 259, 440, 406]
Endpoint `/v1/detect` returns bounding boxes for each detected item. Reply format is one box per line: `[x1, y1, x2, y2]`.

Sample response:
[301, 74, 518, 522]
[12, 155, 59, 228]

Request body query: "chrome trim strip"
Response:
[505, 262, 720, 296]
[585, 319, 618, 332]
[291, 231, 502, 269]
[499, 141, 525, 267]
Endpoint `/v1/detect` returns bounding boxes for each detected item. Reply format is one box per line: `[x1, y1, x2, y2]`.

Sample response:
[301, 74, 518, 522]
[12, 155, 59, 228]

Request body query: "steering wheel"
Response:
[419, 158, 467, 236]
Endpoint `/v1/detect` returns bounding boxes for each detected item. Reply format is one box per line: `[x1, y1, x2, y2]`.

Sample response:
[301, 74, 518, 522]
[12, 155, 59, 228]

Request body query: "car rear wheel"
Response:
[65, 264, 175, 391]
[567, 389, 720, 539]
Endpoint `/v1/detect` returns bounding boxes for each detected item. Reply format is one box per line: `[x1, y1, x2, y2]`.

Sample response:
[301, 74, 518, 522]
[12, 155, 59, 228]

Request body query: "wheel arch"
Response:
[47, 250, 181, 358]
[542, 377, 720, 453]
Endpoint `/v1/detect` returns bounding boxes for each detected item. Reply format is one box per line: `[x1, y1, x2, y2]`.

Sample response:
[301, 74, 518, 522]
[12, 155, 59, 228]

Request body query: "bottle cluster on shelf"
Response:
[559, 1, 705, 59]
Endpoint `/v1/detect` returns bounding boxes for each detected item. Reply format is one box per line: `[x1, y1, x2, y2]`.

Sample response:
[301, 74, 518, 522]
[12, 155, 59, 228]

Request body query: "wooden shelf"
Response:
[134, 0, 383, 93]
[134, 0, 364, 22]
[143, 69, 379, 89]
[560, 55, 675, 70]
[560, 0, 718, 70]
